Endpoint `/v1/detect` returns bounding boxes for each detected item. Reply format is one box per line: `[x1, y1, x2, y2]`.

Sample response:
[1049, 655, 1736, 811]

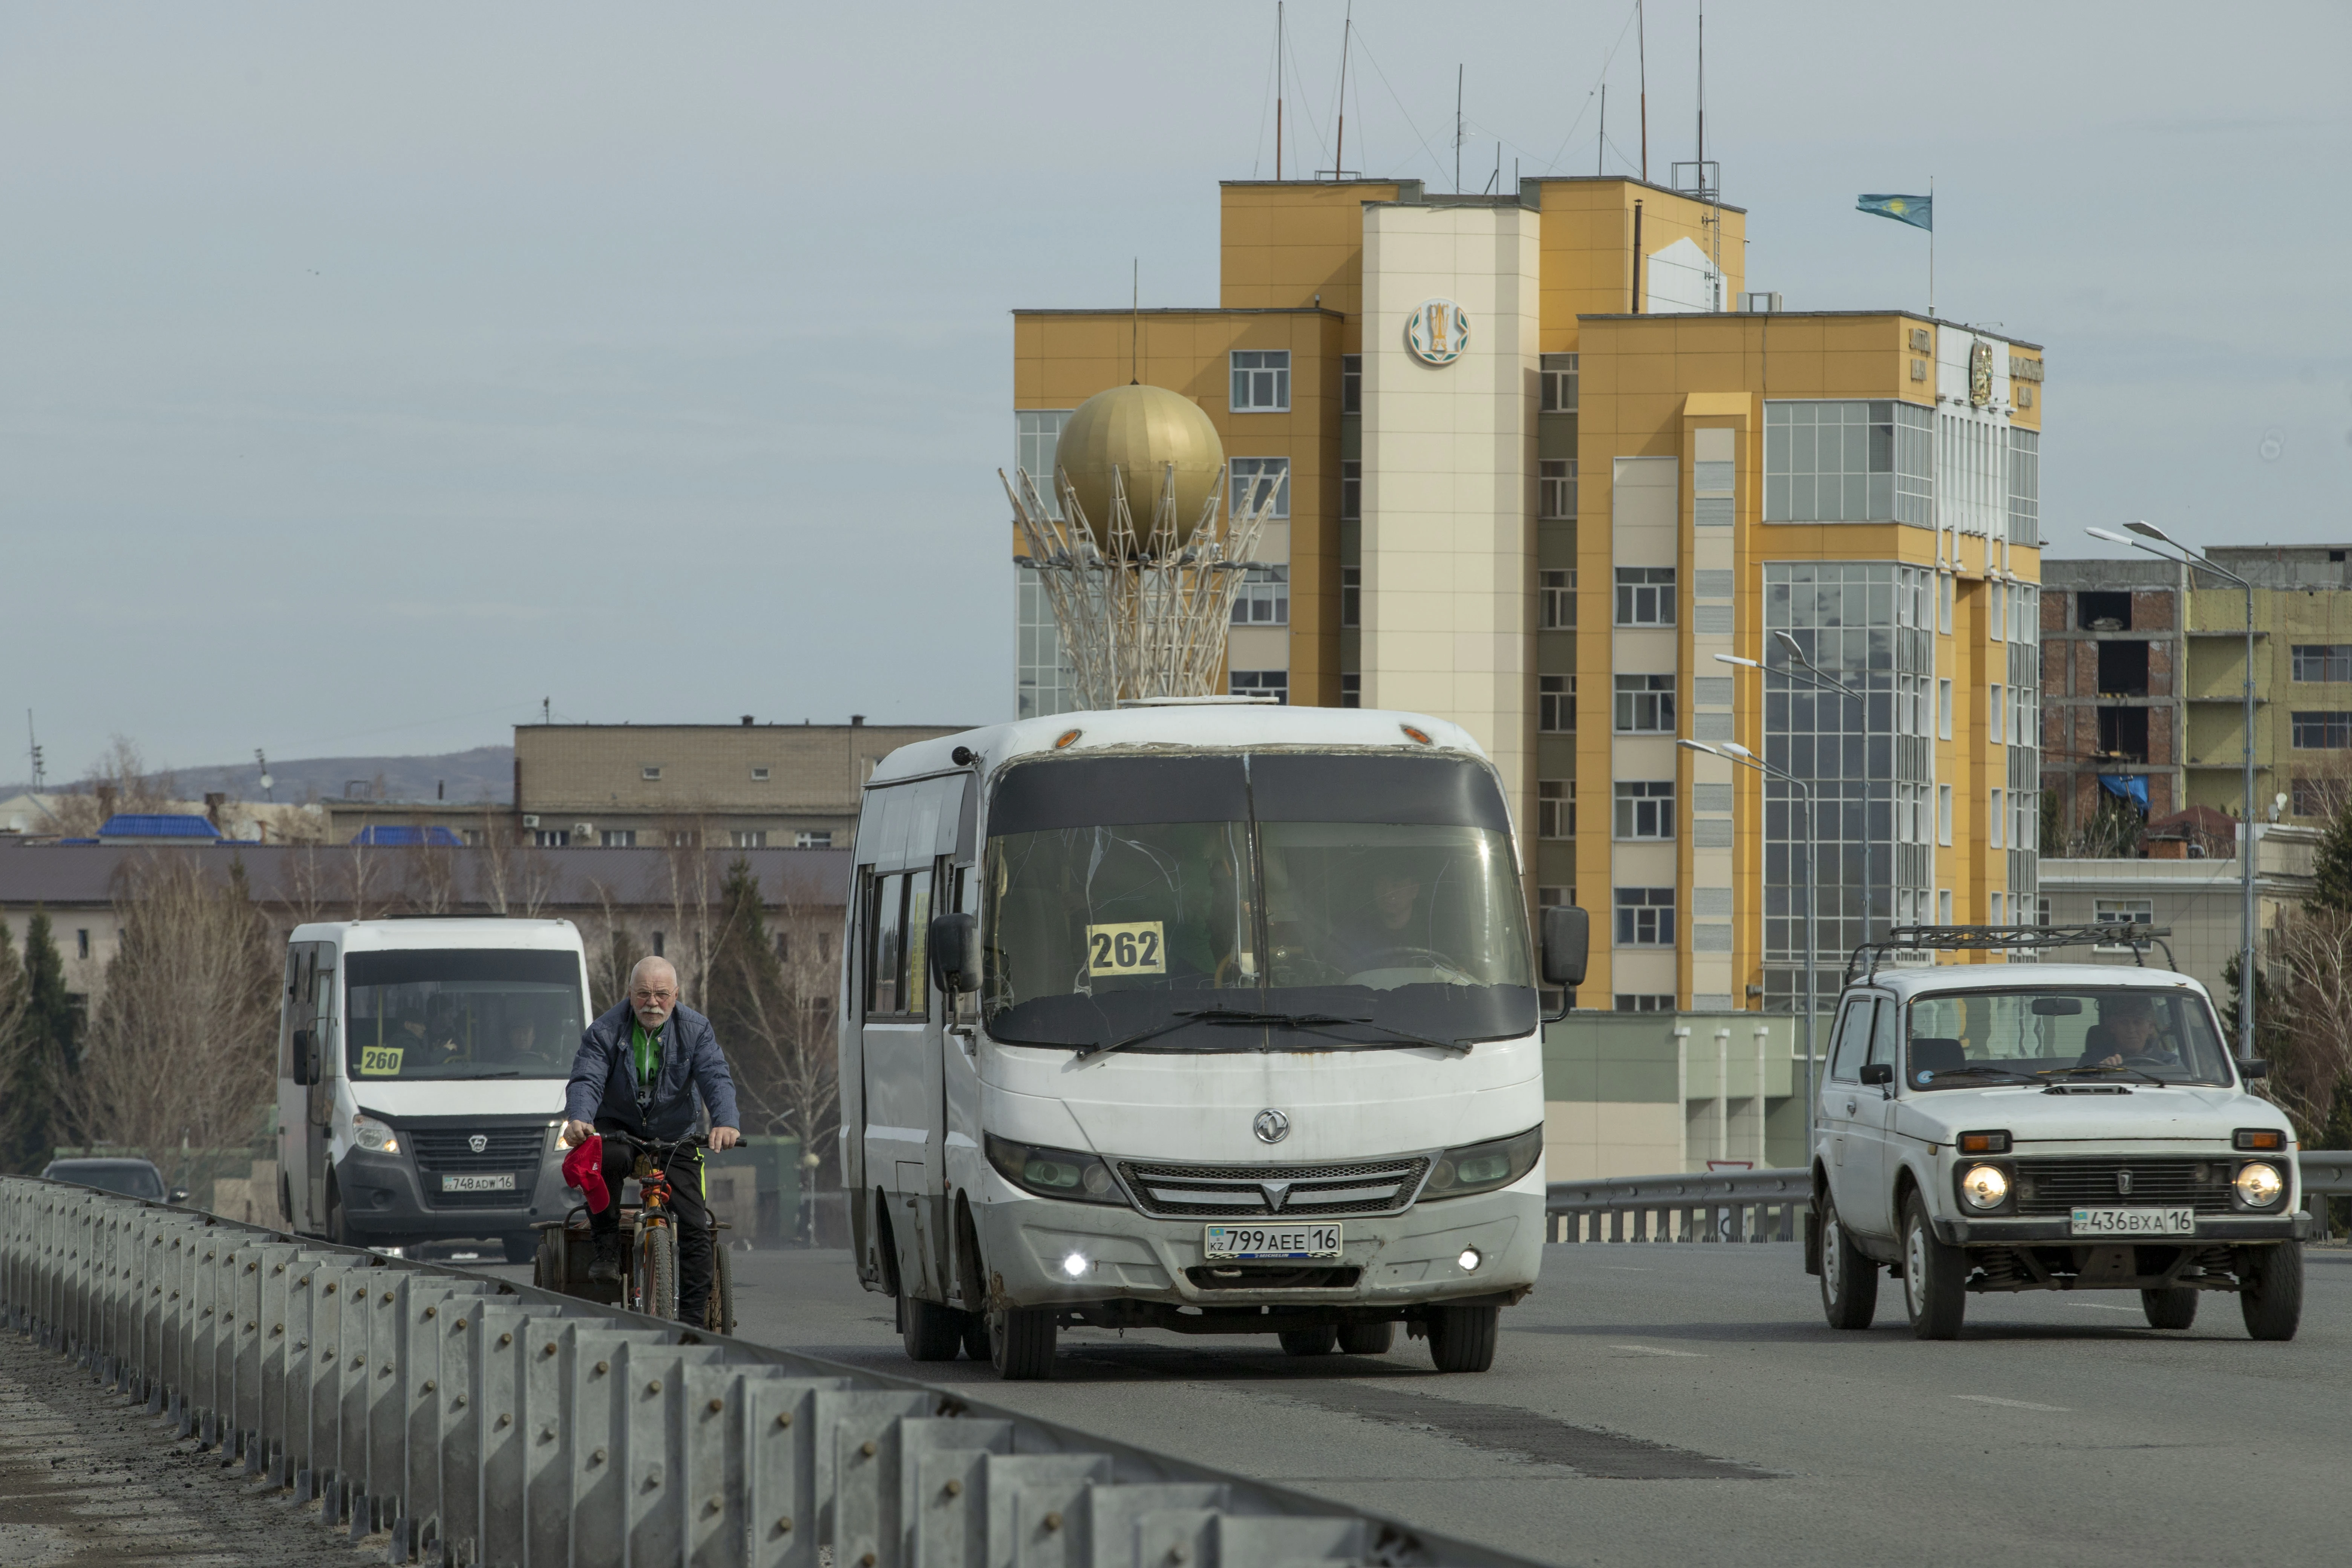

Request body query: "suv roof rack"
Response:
[1846, 923, 2175, 985]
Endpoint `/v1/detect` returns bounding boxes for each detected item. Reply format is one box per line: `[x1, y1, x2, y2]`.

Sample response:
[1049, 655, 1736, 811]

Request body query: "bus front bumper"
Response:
[971, 1182, 1541, 1320]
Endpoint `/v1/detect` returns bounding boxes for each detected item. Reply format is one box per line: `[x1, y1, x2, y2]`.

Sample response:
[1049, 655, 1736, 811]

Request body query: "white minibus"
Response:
[840, 703, 1588, 1378]
[277, 918, 591, 1259]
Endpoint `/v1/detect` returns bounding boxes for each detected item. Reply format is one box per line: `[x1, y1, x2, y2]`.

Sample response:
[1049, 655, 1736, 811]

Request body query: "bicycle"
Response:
[601, 1130, 736, 1335]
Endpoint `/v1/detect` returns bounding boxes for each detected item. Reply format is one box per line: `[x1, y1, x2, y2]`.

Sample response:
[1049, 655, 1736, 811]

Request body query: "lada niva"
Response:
[1807, 948, 2303, 1340]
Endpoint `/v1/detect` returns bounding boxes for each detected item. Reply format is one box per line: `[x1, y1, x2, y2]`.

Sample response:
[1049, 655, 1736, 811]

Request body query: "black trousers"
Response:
[588, 1125, 714, 1321]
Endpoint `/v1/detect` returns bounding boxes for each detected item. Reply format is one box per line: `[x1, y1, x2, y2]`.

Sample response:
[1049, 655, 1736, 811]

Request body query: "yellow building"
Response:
[1011, 174, 2044, 1029]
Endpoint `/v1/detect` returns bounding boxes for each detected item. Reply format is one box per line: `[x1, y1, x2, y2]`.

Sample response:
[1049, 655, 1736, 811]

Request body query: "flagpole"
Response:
[1928, 174, 1935, 319]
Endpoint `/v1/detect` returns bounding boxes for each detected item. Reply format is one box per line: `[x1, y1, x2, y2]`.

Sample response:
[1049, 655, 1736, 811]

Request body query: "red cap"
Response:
[561, 1133, 608, 1213]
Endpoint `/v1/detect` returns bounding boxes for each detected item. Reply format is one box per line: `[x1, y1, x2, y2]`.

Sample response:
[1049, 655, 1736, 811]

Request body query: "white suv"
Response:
[1807, 961, 2304, 1340]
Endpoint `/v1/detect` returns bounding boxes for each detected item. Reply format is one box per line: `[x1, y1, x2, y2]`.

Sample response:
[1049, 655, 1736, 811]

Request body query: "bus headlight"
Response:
[2235, 1161, 2285, 1209]
[1420, 1127, 1544, 1201]
[1959, 1164, 2009, 1210]
[351, 1114, 399, 1155]
[984, 1135, 1123, 1205]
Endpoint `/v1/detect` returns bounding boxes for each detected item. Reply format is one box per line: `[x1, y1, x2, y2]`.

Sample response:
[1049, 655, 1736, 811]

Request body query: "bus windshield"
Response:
[346, 949, 584, 1081]
[981, 753, 1534, 1051]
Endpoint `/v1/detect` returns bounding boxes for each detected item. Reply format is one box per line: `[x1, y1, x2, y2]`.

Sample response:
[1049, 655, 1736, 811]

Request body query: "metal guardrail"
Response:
[0, 1178, 1540, 1568]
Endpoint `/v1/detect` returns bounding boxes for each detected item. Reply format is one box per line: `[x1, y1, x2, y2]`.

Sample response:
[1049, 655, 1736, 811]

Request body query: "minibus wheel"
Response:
[1425, 1304, 1499, 1372]
[1337, 1321, 1395, 1355]
[990, 1306, 1057, 1380]
[1278, 1326, 1337, 1356]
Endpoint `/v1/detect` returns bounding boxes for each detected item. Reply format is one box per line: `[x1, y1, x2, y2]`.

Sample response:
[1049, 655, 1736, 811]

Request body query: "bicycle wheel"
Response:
[705, 1241, 737, 1336]
[637, 1224, 678, 1320]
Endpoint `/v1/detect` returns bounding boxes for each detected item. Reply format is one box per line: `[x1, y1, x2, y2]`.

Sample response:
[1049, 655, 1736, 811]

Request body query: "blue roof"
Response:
[347, 825, 465, 847]
[98, 814, 221, 840]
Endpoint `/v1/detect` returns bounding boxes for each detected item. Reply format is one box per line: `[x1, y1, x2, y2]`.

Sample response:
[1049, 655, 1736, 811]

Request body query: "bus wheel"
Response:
[1426, 1305, 1499, 1372]
[960, 1310, 990, 1361]
[1278, 1326, 1337, 1356]
[1337, 1321, 1395, 1355]
[900, 1294, 964, 1361]
[989, 1306, 1057, 1380]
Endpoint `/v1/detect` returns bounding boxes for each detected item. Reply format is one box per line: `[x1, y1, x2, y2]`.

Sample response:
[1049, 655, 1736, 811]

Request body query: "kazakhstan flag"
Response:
[1857, 193, 1932, 231]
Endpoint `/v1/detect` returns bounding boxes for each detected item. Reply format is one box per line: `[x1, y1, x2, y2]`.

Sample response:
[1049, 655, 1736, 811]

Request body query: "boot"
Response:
[588, 1233, 623, 1284]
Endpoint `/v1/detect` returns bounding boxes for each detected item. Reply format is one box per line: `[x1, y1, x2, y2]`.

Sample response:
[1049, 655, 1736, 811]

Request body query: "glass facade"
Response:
[1764, 401, 1932, 526]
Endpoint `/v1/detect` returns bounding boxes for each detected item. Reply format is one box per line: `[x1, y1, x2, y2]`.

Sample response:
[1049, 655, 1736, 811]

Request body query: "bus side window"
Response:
[1828, 999, 1876, 1084]
[865, 871, 903, 1017]
[903, 868, 932, 1018]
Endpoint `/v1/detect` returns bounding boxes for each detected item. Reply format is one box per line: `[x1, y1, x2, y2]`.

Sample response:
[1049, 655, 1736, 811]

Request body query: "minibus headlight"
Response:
[1419, 1126, 1544, 1201]
[351, 1114, 399, 1155]
[984, 1135, 1124, 1205]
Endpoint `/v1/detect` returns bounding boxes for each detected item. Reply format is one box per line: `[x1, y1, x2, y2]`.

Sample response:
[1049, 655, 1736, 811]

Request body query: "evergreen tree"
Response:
[704, 859, 782, 1043]
[2310, 793, 2352, 915]
[1, 911, 81, 1172]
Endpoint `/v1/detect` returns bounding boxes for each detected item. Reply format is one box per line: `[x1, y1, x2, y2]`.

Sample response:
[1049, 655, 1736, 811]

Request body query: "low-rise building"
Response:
[2038, 822, 2317, 1003]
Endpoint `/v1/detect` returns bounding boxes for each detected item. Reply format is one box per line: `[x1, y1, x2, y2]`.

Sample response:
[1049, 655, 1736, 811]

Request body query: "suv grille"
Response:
[2012, 1158, 2236, 1216]
[410, 1126, 547, 1209]
[1118, 1156, 1428, 1218]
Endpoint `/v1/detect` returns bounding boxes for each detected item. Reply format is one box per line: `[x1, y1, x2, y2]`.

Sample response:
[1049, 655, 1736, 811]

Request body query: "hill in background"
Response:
[2, 746, 513, 806]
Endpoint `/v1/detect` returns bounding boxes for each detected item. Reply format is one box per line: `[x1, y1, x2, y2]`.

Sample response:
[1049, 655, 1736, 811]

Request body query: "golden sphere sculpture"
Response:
[1053, 384, 1223, 551]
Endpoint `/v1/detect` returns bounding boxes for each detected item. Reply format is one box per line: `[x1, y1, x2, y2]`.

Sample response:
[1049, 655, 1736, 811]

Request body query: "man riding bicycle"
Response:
[561, 956, 741, 1325]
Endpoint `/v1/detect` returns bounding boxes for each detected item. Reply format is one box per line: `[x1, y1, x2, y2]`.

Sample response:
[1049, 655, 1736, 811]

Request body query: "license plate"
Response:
[1204, 1223, 1341, 1260]
[2070, 1206, 2194, 1237]
[441, 1173, 516, 1193]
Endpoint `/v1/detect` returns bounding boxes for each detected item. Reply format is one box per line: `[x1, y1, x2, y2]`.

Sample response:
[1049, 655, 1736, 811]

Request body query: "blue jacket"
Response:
[564, 1001, 741, 1141]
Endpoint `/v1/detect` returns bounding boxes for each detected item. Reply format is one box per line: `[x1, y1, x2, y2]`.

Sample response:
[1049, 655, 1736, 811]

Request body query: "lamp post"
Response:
[2086, 523, 2257, 1060]
[1720, 638, 1879, 946]
[1683, 737, 1820, 1138]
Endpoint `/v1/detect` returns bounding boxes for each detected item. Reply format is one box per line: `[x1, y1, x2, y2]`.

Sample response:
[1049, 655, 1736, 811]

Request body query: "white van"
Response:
[840, 704, 1588, 1379]
[277, 918, 591, 1260]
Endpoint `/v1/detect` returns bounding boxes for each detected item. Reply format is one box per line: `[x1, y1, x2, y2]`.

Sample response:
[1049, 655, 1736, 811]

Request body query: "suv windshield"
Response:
[981, 752, 1534, 1052]
[347, 949, 584, 1081]
[1905, 987, 2235, 1090]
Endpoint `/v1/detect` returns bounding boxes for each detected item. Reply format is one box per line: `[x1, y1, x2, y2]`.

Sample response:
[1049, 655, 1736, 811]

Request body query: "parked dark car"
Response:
[41, 1158, 187, 1204]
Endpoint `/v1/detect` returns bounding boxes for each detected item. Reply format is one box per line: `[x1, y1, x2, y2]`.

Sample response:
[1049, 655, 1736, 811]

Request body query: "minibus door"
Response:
[860, 864, 944, 1299]
[305, 949, 338, 1230]
[277, 943, 317, 1229]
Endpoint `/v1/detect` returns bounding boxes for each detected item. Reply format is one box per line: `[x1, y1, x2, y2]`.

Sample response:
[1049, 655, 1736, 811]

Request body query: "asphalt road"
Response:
[498, 1237, 2352, 1568]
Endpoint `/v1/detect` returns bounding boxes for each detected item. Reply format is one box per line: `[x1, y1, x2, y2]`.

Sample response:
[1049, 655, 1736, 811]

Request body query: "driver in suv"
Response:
[2081, 992, 2180, 1071]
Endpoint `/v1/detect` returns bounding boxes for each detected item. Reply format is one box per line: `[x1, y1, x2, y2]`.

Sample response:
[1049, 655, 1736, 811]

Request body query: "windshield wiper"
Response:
[2038, 1063, 2168, 1087]
[1919, 1064, 2034, 1084]
[1075, 1006, 1468, 1063]
[1072, 1006, 1269, 1063]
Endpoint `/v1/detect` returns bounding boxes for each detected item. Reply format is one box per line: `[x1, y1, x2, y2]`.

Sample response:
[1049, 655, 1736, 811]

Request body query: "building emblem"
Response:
[1253, 1108, 1291, 1145]
[1969, 340, 1994, 407]
[1405, 299, 1470, 366]
[468, 1134, 488, 1155]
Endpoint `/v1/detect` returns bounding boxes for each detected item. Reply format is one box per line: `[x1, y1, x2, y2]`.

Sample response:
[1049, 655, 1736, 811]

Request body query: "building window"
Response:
[796, 830, 833, 849]
[1538, 885, 1576, 908]
[1231, 565, 1290, 625]
[1017, 568, 1075, 720]
[1340, 354, 1361, 414]
[1990, 788, 2004, 849]
[76, 929, 90, 960]
[1540, 568, 1576, 630]
[1340, 459, 1361, 522]
[534, 829, 570, 848]
[602, 829, 637, 848]
[748, 767, 770, 782]
[2293, 778, 2344, 818]
[1990, 684, 2005, 744]
[1229, 456, 1290, 518]
[1937, 889, 1953, 925]
[1613, 674, 1675, 733]
[2292, 712, 2352, 749]
[732, 830, 767, 848]
[1614, 780, 1675, 840]
[1016, 410, 1072, 515]
[2095, 897, 2155, 949]
[1615, 567, 1676, 626]
[1231, 669, 1289, 704]
[1764, 400, 1932, 524]
[1540, 459, 1577, 520]
[1539, 780, 1574, 840]
[1939, 572, 1954, 634]
[1938, 784, 1953, 845]
[1939, 679, 1953, 741]
[2294, 645, 2352, 683]
[1991, 891, 2006, 926]
[1540, 353, 1579, 413]
[1339, 673, 1361, 709]
[1230, 350, 1291, 413]
[1614, 994, 1674, 1012]
[1341, 566, 1361, 628]
[1614, 887, 1676, 946]
[1540, 675, 1577, 733]
[641, 766, 662, 780]
[2008, 428, 2040, 547]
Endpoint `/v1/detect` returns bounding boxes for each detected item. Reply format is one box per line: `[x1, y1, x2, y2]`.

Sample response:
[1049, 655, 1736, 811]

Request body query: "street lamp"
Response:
[1683, 737, 1821, 1138]
[1719, 637, 1880, 946]
[2086, 522, 2258, 1060]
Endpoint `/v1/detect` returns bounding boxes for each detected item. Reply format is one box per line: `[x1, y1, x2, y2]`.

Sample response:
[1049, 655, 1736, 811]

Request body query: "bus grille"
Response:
[1118, 1156, 1428, 1218]
[2012, 1158, 2236, 1216]
[410, 1127, 547, 1209]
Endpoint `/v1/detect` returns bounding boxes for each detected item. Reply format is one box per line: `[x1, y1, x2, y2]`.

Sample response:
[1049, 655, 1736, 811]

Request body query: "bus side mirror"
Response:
[929, 913, 979, 994]
[1539, 906, 1589, 989]
[291, 1028, 318, 1086]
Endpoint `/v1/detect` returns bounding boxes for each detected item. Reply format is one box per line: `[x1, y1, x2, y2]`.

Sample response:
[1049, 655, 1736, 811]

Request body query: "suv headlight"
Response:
[984, 1135, 1122, 1204]
[1420, 1126, 1545, 1201]
[351, 1114, 399, 1155]
[2235, 1161, 2285, 1209]
[1959, 1164, 2010, 1211]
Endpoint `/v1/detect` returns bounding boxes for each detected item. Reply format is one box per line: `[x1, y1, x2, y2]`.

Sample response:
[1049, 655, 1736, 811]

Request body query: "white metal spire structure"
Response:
[1003, 459, 1275, 711]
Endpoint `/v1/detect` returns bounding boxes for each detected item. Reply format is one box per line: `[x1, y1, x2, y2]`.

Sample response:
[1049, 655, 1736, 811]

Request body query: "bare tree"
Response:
[2251, 905, 2352, 1136]
[658, 818, 728, 1003]
[727, 894, 842, 1158]
[60, 852, 278, 1197]
[44, 735, 182, 836]
[402, 832, 460, 914]
[580, 877, 640, 1014]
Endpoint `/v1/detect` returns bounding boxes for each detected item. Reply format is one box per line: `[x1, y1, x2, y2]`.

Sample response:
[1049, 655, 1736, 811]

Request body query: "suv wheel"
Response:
[1901, 1191, 1967, 1340]
[2239, 1243, 2303, 1341]
[1818, 1191, 1879, 1331]
[2140, 1287, 2198, 1330]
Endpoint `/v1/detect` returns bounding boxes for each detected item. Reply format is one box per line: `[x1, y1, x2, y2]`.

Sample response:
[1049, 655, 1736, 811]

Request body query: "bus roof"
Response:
[292, 917, 586, 954]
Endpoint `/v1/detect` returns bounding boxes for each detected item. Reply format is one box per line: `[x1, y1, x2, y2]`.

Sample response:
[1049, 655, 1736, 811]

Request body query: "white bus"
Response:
[840, 703, 1588, 1379]
[277, 918, 590, 1259]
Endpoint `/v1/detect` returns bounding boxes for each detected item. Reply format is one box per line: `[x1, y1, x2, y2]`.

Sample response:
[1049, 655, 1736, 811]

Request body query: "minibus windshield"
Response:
[346, 949, 584, 1081]
[982, 753, 1535, 1051]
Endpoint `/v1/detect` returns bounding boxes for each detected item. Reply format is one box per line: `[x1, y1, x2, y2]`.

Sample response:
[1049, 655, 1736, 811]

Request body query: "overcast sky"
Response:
[4, 2, 2347, 784]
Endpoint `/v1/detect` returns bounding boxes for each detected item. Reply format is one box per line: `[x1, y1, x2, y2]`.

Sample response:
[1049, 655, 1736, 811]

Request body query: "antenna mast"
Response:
[1275, 2, 1283, 180]
[1131, 260, 1140, 383]
[1638, 0, 1648, 182]
[25, 709, 41, 792]
[1455, 65, 1463, 193]
[1599, 83, 1606, 176]
[1332, 3, 1351, 178]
